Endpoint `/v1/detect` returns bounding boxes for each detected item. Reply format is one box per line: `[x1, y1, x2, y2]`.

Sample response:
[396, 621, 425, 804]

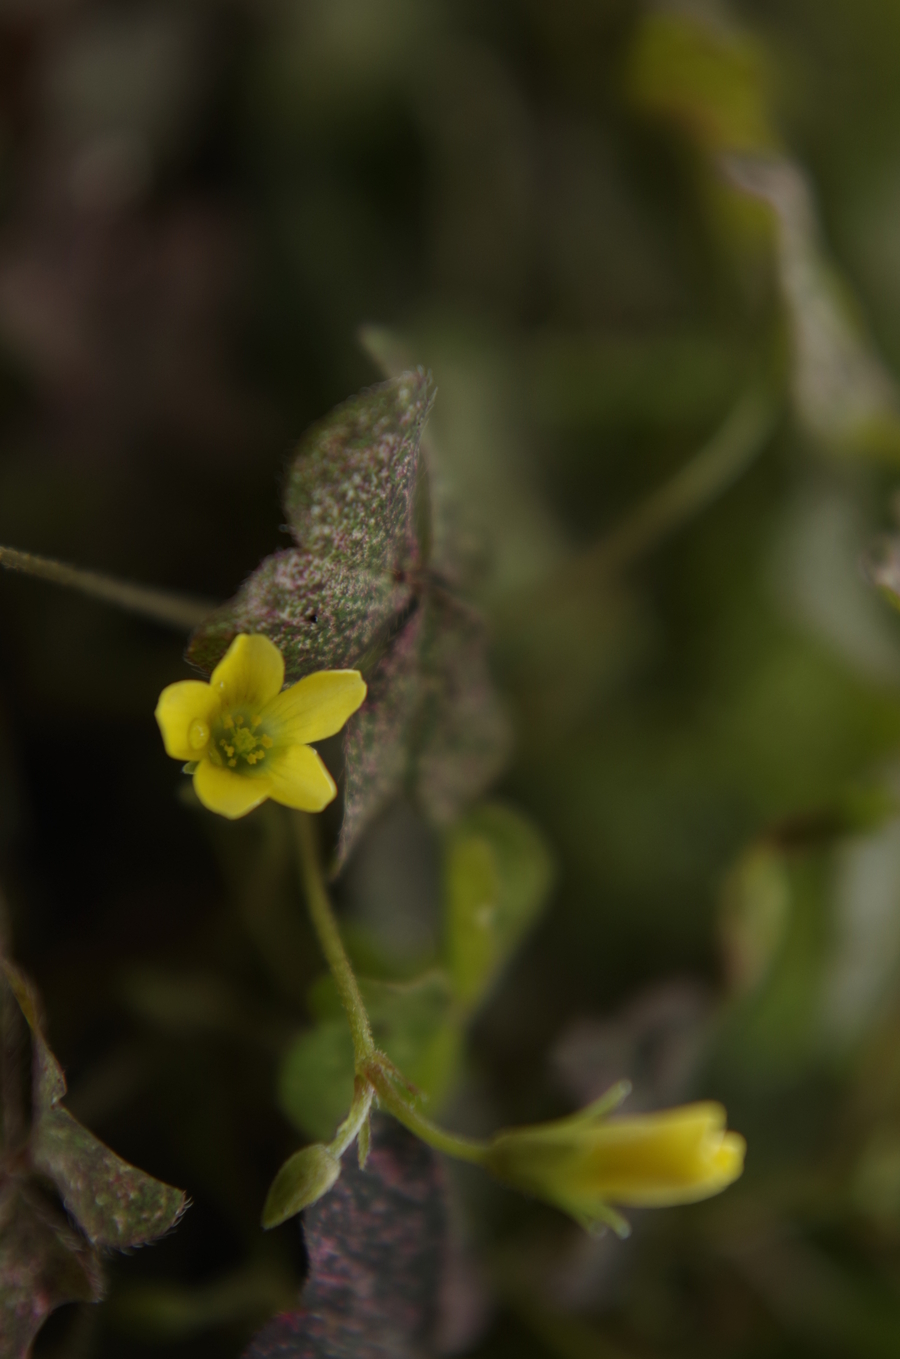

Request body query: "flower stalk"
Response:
[289, 769, 746, 1234]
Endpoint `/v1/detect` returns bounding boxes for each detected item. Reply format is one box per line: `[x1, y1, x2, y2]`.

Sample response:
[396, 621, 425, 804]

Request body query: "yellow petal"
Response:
[211, 634, 285, 709]
[267, 744, 337, 812]
[155, 681, 219, 761]
[583, 1103, 746, 1207]
[264, 670, 367, 744]
[194, 760, 272, 819]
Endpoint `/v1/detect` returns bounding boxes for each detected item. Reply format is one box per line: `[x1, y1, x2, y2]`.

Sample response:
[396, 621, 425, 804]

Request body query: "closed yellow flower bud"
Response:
[484, 1083, 745, 1235]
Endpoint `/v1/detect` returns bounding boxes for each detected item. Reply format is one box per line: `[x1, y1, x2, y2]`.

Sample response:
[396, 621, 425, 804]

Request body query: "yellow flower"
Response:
[155, 634, 366, 820]
[485, 1084, 745, 1234]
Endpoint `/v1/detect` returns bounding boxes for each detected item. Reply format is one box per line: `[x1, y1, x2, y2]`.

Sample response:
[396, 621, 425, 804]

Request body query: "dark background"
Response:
[6, 2, 900, 1355]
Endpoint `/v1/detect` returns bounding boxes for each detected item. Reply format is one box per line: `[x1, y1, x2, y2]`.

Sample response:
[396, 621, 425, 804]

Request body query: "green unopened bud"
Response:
[484, 1084, 745, 1235]
[262, 1143, 341, 1228]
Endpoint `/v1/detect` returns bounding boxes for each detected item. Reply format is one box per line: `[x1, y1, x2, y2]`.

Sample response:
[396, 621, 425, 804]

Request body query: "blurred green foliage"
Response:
[6, 0, 900, 1356]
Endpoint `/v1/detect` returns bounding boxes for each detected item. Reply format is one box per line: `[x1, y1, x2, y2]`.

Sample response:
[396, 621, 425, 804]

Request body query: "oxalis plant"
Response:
[0, 372, 744, 1355]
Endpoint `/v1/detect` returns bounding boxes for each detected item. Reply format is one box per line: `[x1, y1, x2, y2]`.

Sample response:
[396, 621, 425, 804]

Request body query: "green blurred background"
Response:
[8, 0, 900, 1355]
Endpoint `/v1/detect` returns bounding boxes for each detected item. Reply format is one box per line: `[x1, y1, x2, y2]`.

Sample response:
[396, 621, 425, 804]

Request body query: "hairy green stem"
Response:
[294, 810, 492, 1166]
[0, 544, 217, 631]
[293, 812, 374, 1064]
[364, 1062, 489, 1165]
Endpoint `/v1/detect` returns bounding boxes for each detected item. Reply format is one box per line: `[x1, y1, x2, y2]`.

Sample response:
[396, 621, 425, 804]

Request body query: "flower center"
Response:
[208, 710, 274, 772]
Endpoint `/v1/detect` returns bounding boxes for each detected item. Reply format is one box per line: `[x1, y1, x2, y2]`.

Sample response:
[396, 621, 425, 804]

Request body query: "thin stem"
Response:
[0, 544, 217, 632]
[293, 812, 374, 1063]
[577, 383, 779, 579]
[503, 382, 779, 626]
[330, 1079, 375, 1159]
[365, 1061, 489, 1165]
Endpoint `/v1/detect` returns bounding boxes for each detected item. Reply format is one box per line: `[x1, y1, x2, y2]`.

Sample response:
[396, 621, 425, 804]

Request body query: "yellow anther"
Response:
[251, 715, 261, 727]
[235, 716, 244, 726]
[223, 714, 234, 729]
[228, 758, 237, 768]
[188, 718, 210, 751]
[261, 734, 273, 748]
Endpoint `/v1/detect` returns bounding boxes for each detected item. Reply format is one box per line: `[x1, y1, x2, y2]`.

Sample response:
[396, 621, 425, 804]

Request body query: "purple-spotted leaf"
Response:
[336, 609, 424, 870]
[414, 591, 512, 825]
[0, 1182, 104, 1357]
[284, 371, 434, 573]
[1, 957, 186, 1254]
[245, 1117, 447, 1359]
[186, 550, 412, 681]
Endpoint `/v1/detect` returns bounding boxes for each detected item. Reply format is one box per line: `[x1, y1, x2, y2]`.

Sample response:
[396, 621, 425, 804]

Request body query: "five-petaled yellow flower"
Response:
[485, 1087, 745, 1233]
[155, 634, 366, 819]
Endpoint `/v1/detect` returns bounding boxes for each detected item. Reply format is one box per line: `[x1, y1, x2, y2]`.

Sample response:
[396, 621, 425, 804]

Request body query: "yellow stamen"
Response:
[223, 714, 234, 730]
[228, 758, 237, 768]
[261, 735, 273, 748]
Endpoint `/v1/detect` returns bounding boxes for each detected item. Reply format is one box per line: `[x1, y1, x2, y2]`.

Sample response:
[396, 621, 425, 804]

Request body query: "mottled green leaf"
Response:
[284, 371, 434, 573]
[444, 802, 555, 1011]
[186, 549, 412, 681]
[337, 608, 424, 868]
[1, 957, 186, 1251]
[262, 1144, 341, 1228]
[32, 1106, 186, 1250]
[414, 591, 512, 824]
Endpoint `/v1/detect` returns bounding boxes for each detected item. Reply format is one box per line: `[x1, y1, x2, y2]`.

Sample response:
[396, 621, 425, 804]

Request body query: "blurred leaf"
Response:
[444, 801, 554, 1011]
[525, 330, 744, 434]
[248, 1118, 447, 1358]
[280, 971, 459, 1141]
[627, 9, 779, 156]
[720, 846, 792, 998]
[415, 591, 512, 825]
[338, 608, 424, 868]
[727, 156, 900, 463]
[111, 1265, 296, 1342]
[278, 1020, 355, 1143]
[262, 1143, 342, 1229]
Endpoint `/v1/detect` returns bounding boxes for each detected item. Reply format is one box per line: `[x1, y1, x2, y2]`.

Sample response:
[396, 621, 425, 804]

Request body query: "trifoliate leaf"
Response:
[284, 371, 434, 573]
[248, 1118, 447, 1358]
[444, 802, 555, 1011]
[262, 1144, 342, 1229]
[185, 374, 511, 871]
